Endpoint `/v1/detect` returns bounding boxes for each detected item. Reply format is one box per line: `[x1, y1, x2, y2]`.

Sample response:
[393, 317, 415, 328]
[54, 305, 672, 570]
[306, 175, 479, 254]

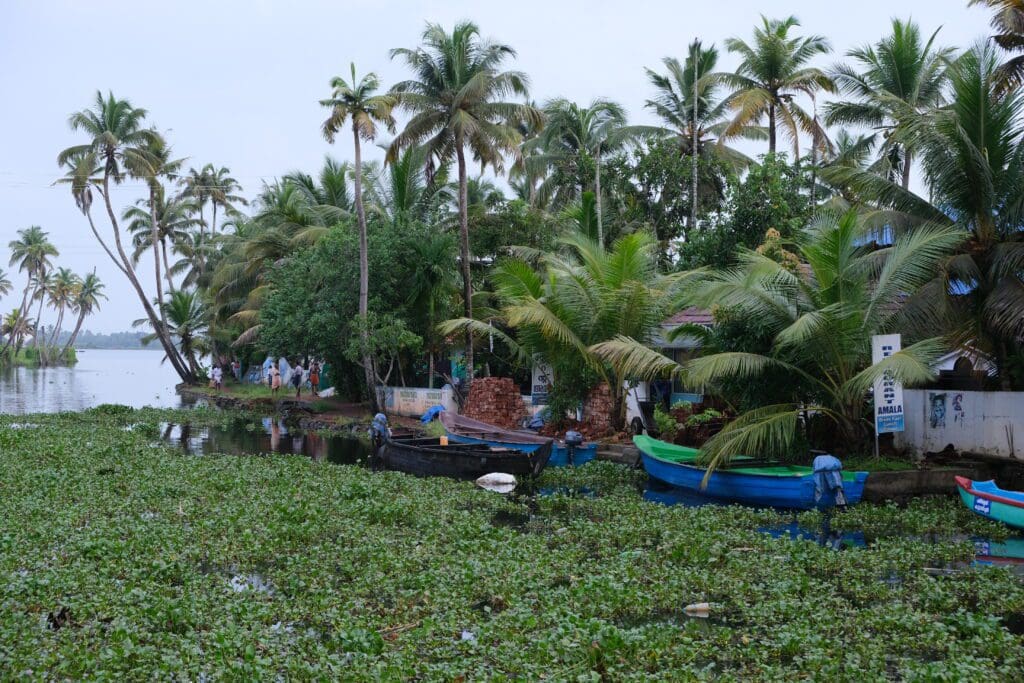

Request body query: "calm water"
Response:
[160, 417, 372, 464]
[0, 348, 182, 414]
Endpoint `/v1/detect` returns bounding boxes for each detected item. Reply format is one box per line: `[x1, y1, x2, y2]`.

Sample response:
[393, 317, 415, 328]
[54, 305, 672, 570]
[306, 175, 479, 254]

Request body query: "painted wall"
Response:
[381, 386, 457, 418]
[895, 390, 1024, 460]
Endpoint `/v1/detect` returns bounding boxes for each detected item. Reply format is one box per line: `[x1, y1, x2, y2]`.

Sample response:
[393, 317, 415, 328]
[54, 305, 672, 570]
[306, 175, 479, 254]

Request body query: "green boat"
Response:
[956, 477, 1024, 530]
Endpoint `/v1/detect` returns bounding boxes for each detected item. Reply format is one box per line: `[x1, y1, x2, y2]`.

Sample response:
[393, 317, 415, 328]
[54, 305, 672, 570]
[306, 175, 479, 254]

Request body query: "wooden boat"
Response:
[376, 435, 552, 480]
[635, 435, 868, 510]
[956, 477, 1024, 530]
[438, 411, 596, 467]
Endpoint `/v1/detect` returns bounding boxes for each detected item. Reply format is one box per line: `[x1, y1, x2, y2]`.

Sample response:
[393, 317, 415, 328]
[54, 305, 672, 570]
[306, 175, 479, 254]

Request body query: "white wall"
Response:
[381, 386, 457, 418]
[895, 390, 1024, 461]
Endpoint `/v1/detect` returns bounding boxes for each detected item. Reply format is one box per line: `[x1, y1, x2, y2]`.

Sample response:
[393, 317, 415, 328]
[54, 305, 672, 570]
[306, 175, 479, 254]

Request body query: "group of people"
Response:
[267, 360, 321, 398]
[209, 360, 242, 392]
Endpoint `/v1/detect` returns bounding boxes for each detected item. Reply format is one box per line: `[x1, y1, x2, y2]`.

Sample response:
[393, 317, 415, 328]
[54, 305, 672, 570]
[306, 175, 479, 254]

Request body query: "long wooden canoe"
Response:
[438, 411, 596, 467]
[377, 436, 552, 480]
[635, 435, 868, 510]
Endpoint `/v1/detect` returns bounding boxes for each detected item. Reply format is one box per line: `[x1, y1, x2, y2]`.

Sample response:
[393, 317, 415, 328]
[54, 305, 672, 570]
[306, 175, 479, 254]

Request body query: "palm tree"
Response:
[0, 268, 11, 298]
[645, 41, 763, 175]
[716, 16, 834, 155]
[137, 290, 209, 376]
[45, 267, 80, 353]
[969, 0, 1024, 91]
[406, 232, 459, 387]
[825, 19, 954, 189]
[56, 91, 191, 381]
[593, 210, 963, 470]
[321, 63, 398, 410]
[825, 42, 1024, 388]
[2, 309, 28, 352]
[124, 192, 201, 293]
[61, 271, 105, 356]
[4, 226, 58, 356]
[206, 166, 247, 235]
[180, 165, 214, 238]
[531, 98, 634, 244]
[442, 231, 697, 427]
[388, 21, 543, 381]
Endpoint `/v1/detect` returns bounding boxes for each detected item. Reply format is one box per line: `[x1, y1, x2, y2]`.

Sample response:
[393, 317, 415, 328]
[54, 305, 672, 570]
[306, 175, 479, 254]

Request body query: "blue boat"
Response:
[635, 435, 868, 510]
[439, 411, 597, 467]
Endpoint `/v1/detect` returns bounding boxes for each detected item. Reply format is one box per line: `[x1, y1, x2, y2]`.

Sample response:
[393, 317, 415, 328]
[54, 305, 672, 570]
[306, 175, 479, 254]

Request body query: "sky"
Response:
[0, 0, 996, 331]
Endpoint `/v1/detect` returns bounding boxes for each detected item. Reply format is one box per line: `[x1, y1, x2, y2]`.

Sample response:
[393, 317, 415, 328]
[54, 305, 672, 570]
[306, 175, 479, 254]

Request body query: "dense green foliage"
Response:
[1, 409, 1022, 679]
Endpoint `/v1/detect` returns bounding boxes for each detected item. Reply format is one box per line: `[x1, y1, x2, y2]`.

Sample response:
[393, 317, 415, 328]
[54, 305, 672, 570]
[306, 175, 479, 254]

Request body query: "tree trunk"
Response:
[33, 286, 46, 365]
[353, 126, 379, 411]
[768, 101, 777, 155]
[901, 147, 912, 190]
[100, 172, 192, 382]
[595, 146, 604, 246]
[428, 351, 435, 390]
[161, 239, 176, 293]
[456, 141, 474, 384]
[212, 202, 218, 237]
[61, 310, 86, 357]
[149, 187, 171, 348]
[1, 279, 33, 354]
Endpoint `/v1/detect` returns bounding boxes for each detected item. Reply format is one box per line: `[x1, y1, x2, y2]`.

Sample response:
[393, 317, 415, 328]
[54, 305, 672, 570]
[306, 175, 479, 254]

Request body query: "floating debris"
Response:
[476, 472, 517, 494]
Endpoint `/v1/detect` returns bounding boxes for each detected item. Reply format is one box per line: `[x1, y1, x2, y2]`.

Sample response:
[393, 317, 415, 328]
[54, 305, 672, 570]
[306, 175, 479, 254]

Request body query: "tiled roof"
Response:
[664, 306, 713, 326]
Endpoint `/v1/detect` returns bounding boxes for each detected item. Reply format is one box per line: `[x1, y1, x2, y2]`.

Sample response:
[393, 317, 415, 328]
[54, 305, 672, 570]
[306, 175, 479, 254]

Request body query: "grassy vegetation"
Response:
[0, 347, 77, 368]
[1, 407, 1022, 679]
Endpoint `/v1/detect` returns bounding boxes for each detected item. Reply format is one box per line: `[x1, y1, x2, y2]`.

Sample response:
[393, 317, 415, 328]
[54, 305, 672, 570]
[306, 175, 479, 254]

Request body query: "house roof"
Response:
[663, 306, 713, 327]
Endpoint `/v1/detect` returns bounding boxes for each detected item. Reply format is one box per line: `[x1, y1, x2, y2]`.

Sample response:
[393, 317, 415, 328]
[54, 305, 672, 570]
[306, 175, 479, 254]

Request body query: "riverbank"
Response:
[177, 383, 372, 432]
[1, 407, 1022, 679]
[0, 346, 76, 368]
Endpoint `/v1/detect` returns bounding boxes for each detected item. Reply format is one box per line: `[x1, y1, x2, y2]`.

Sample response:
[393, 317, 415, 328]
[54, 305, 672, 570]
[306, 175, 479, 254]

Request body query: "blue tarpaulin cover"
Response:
[421, 405, 446, 423]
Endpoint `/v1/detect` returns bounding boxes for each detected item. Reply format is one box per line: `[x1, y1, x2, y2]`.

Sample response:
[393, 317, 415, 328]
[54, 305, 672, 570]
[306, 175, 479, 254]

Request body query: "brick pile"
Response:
[462, 377, 527, 430]
[582, 383, 617, 436]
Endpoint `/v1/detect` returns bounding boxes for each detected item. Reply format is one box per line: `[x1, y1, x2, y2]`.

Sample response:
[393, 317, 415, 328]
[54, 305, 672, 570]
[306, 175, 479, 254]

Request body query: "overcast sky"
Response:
[0, 1, 995, 331]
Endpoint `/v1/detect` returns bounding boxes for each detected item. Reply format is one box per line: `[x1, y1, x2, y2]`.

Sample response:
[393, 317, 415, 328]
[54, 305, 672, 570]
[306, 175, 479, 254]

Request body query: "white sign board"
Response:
[531, 362, 553, 406]
[871, 334, 905, 433]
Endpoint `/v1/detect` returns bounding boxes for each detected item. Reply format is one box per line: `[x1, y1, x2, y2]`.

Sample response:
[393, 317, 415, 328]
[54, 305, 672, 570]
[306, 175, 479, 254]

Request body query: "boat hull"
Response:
[378, 437, 552, 480]
[637, 438, 867, 510]
[439, 411, 596, 467]
[956, 477, 1024, 530]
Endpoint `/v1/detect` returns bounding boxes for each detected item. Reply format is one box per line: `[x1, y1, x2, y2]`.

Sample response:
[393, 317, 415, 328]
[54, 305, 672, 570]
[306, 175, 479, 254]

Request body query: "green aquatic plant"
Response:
[0, 408, 1021, 679]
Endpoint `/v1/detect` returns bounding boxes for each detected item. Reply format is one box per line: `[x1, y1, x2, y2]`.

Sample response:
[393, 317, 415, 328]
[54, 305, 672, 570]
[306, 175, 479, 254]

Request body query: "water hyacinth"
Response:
[0, 407, 1021, 679]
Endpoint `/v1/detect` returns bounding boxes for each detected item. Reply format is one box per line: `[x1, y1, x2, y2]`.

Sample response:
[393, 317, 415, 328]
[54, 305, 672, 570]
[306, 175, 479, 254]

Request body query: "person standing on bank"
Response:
[309, 361, 320, 397]
[270, 362, 281, 396]
[292, 361, 305, 398]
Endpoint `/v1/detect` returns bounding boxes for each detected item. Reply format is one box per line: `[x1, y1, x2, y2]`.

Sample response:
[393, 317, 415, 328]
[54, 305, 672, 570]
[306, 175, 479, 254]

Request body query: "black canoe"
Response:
[376, 436, 553, 479]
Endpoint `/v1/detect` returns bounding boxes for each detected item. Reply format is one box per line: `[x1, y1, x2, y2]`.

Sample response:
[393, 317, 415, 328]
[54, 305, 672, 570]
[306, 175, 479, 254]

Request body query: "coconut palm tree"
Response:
[124, 192, 201, 293]
[593, 210, 963, 471]
[825, 41, 1024, 388]
[1, 309, 28, 352]
[206, 166, 247, 236]
[3, 226, 58, 356]
[716, 16, 835, 155]
[0, 268, 11, 298]
[645, 40, 764, 174]
[824, 19, 954, 189]
[969, 0, 1024, 91]
[137, 289, 209, 376]
[45, 268, 80, 354]
[321, 63, 398, 409]
[530, 98, 635, 244]
[388, 21, 543, 381]
[180, 165, 214, 238]
[56, 91, 191, 381]
[61, 271, 105, 356]
[442, 231, 698, 427]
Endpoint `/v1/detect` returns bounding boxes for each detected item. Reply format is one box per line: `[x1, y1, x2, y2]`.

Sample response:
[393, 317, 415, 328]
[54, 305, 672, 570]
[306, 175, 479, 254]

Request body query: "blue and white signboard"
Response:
[871, 334, 905, 433]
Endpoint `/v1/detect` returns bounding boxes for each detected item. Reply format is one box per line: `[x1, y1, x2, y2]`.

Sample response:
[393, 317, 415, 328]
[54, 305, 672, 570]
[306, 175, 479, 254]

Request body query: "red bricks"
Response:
[463, 377, 527, 430]
[582, 383, 616, 437]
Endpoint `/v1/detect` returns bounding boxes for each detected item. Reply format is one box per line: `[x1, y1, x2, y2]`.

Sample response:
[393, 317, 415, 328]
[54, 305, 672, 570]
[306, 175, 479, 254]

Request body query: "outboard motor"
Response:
[564, 430, 584, 467]
[812, 454, 848, 508]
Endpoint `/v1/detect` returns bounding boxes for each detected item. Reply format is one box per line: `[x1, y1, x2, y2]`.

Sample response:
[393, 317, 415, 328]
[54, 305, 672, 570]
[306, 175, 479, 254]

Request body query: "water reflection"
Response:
[160, 417, 371, 465]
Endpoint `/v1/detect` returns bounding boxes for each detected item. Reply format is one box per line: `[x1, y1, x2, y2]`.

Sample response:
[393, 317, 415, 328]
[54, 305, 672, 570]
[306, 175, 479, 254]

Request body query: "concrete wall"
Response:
[895, 390, 1024, 461]
[381, 386, 457, 418]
